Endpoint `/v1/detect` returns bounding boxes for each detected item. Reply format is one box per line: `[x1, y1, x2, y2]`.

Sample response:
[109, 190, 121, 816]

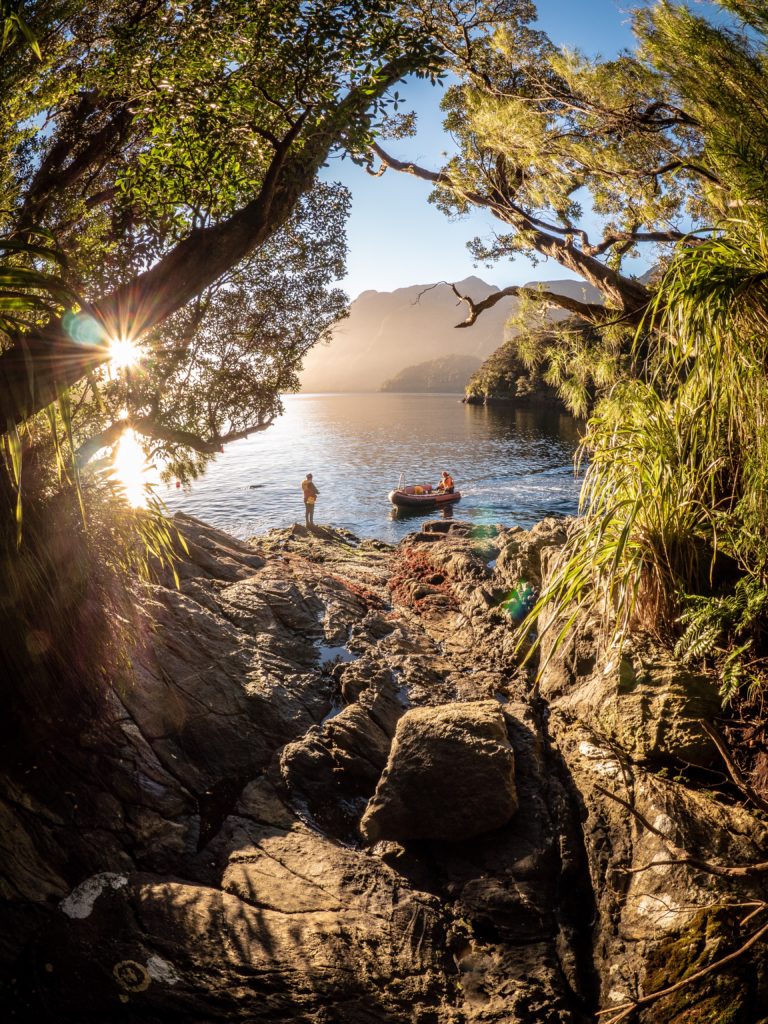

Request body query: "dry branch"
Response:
[594, 784, 768, 878]
[448, 281, 606, 327]
[597, 913, 768, 1024]
[699, 719, 768, 815]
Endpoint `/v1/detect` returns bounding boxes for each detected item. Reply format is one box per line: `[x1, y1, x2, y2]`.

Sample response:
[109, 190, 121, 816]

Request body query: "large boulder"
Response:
[36, 830, 453, 1023]
[360, 701, 517, 843]
[549, 724, 768, 1019]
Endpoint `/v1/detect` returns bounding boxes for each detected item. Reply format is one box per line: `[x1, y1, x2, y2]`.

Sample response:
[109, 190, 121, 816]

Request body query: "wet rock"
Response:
[410, 531, 445, 544]
[421, 519, 456, 535]
[550, 723, 768, 1017]
[350, 610, 397, 643]
[171, 512, 265, 580]
[640, 908, 764, 1024]
[426, 545, 490, 584]
[360, 701, 518, 843]
[278, 671, 404, 838]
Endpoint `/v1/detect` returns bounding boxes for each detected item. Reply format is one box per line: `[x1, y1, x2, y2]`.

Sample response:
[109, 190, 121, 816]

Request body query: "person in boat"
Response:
[436, 470, 455, 494]
[301, 472, 319, 528]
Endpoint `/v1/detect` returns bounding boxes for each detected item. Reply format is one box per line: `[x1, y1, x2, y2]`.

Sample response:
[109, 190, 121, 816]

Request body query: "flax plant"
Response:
[518, 1, 768, 702]
[524, 213, 768, 689]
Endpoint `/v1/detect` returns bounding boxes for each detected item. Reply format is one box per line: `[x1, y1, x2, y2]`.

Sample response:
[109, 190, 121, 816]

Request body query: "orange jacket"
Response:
[302, 479, 318, 501]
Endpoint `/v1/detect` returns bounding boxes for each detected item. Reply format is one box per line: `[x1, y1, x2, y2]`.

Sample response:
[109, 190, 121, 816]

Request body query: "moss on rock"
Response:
[642, 908, 758, 1023]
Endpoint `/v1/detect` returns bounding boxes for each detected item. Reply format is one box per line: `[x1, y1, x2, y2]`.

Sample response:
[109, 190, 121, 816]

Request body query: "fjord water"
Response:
[163, 393, 583, 543]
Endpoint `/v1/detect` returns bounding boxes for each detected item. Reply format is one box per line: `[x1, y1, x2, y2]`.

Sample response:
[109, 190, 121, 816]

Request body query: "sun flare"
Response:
[112, 428, 155, 508]
[108, 336, 144, 371]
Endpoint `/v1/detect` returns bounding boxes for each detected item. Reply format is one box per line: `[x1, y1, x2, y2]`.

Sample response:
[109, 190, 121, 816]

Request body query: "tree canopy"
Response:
[0, 0, 542, 493]
[0, 2, 443, 424]
[520, 1, 768, 720]
[72, 183, 350, 481]
[370, 1, 734, 327]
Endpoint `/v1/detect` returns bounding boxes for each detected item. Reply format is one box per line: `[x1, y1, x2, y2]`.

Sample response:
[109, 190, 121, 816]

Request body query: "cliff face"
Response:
[300, 276, 510, 393]
[299, 277, 600, 395]
[1, 514, 766, 1022]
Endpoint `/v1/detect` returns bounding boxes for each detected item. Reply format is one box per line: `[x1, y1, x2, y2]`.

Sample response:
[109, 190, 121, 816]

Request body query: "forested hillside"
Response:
[380, 353, 482, 392]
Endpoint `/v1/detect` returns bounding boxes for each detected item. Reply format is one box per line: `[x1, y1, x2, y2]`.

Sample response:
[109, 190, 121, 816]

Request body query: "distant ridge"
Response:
[299, 276, 601, 393]
[380, 353, 482, 393]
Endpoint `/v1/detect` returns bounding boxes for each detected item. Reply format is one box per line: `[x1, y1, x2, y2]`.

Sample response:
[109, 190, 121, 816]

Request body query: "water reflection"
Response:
[389, 501, 455, 523]
[474, 401, 583, 447]
[164, 393, 584, 542]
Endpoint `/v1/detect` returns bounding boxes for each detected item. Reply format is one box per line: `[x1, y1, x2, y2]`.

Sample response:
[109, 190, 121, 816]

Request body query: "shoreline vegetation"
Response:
[3, 0, 768, 1020]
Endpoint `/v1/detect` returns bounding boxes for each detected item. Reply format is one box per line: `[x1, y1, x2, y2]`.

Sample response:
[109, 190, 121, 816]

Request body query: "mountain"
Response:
[380, 353, 482, 393]
[298, 276, 602, 393]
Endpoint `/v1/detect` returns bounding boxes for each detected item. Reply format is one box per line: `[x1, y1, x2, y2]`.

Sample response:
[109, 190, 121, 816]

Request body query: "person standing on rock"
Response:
[302, 473, 319, 528]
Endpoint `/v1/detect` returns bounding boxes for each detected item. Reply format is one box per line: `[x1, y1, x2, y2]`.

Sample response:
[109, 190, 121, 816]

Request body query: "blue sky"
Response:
[321, 0, 678, 299]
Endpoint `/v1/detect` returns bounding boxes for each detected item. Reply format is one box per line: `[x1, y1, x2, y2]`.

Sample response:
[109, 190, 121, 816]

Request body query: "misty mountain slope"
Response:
[380, 354, 482, 393]
[299, 276, 602, 392]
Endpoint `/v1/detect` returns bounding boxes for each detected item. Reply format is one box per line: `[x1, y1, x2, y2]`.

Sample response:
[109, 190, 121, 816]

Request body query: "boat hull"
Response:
[388, 489, 462, 508]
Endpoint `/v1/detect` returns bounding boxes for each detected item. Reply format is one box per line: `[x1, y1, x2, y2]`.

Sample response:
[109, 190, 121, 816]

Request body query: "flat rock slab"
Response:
[360, 700, 518, 843]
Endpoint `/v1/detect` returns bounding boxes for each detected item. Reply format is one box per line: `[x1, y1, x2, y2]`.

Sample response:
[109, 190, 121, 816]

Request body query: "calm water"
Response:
[162, 393, 583, 543]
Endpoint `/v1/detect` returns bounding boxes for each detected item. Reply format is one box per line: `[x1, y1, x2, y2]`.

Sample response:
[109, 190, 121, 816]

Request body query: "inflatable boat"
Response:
[388, 485, 462, 509]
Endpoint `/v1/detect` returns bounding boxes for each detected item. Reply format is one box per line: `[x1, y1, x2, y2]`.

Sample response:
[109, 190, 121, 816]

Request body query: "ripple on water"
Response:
[163, 393, 583, 542]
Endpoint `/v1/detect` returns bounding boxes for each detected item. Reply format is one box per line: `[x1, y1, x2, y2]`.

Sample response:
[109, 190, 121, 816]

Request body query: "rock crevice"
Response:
[2, 513, 766, 1022]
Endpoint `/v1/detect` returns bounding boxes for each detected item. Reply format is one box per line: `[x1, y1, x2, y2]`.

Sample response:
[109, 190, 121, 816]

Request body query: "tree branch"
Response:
[449, 282, 607, 327]
[595, 784, 768, 879]
[0, 57, 419, 431]
[18, 101, 134, 230]
[699, 719, 768, 816]
[370, 142, 650, 319]
[589, 228, 704, 258]
[76, 415, 274, 467]
[16, 92, 101, 227]
[134, 416, 274, 454]
[83, 186, 119, 210]
[633, 100, 700, 128]
[598, 913, 768, 1024]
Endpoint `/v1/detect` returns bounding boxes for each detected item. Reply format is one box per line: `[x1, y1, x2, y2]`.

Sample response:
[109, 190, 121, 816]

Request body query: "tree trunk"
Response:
[0, 58, 417, 432]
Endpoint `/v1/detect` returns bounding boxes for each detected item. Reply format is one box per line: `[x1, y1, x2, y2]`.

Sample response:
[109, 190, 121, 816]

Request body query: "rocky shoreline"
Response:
[2, 514, 766, 1022]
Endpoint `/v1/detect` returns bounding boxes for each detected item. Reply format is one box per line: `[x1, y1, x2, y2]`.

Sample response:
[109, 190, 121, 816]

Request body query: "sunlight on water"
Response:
[112, 428, 156, 508]
[163, 394, 584, 541]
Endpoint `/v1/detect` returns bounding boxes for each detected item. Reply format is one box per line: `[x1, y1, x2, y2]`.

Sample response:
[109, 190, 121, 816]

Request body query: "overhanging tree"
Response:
[0, 0, 531, 433]
[73, 183, 350, 481]
[367, 7, 722, 329]
[524, 0, 768, 719]
[0, 1, 536, 436]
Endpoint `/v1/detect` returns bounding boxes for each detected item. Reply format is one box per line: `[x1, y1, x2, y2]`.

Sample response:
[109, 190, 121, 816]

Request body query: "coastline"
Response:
[160, 392, 582, 544]
[1, 512, 760, 1022]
